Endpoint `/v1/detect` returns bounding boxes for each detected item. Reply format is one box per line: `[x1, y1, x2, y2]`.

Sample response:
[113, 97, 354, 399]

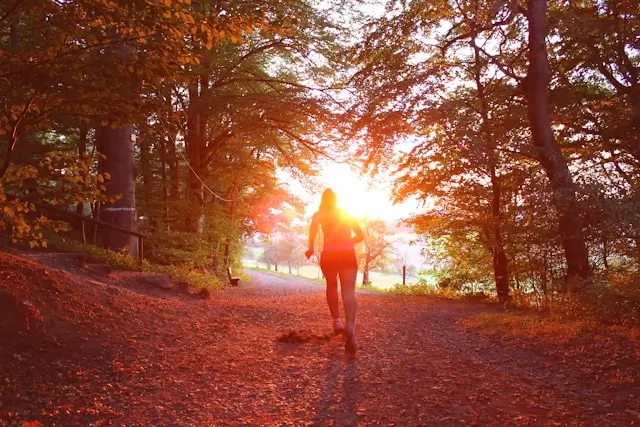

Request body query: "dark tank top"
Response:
[317, 209, 357, 268]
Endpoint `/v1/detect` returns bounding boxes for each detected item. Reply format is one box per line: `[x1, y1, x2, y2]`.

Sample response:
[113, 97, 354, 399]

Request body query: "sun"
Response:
[317, 163, 395, 220]
[297, 161, 428, 221]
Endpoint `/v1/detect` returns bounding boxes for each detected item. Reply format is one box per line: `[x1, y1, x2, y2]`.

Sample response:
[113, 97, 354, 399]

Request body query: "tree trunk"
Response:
[159, 137, 169, 231]
[222, 198, 237, 268]
[212, 238, 221, 271]
[0, 17, 20, 180]
[76, 125, 88, 216]
[167, 135, 179, 203]
[362, 263, 370, 286]
[472, 39, 510, 302]
[525, 0, 591, 284]
[139, 133, 155, 230]
[139, 134, 152, 204]
[223, 238, 231, 269]
[76, 126, 88, 243]
[288, 261, 292, 274]
[540, 250, 549, 295]
[628, 91, 640, 162]
[602, 234, 609, 270]
[97, 125, 138, 257]
[185, 76, 211, 233]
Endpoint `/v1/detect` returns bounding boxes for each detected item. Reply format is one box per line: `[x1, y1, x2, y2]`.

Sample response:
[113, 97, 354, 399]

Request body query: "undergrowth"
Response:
[52, 238, 224, 291]
[388, 281, 492, 302]
[389, 274, 640, 345]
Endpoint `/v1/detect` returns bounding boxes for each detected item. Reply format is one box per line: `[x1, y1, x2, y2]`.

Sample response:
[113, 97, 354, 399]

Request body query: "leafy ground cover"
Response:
[1, 251, 639, 426]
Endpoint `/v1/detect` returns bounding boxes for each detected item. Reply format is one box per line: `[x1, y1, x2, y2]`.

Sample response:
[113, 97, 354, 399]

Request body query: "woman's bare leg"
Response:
[339, 266, 357, 354]
[322, 266, 340, 320]
[339, 267, 357, 326]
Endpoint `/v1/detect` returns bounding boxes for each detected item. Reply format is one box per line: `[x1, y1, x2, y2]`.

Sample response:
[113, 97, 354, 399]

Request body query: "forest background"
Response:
[1, 0, 639, 321]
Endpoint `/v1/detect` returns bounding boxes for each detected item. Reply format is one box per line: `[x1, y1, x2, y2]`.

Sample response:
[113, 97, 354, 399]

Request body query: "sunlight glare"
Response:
[316, 163, 395, 220]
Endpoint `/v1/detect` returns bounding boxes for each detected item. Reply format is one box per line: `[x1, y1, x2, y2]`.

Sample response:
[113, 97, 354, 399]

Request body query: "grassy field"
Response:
[241, 259, 435, 290]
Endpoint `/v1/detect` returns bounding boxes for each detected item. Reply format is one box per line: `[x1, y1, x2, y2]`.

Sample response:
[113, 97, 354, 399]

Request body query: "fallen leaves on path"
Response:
[0, 252, 639, 426]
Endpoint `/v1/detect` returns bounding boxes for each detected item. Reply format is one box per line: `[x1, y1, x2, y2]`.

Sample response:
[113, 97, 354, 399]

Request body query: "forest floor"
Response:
[1, 250, 639, 426]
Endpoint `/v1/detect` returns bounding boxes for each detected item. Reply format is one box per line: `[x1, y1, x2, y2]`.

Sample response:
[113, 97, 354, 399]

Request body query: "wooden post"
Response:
[402, 265, 406, 285]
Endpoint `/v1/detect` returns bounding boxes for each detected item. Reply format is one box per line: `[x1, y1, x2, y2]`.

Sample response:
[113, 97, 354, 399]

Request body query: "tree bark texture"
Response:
[76, 125, 88, 216]
[97, 125, 138, 257]
[525, 0, 591, 284]
[159, 137, 170, 231]
[185, 75, 211, 233]
[139, 134, 152, 205]
[167, 134, 180, 202]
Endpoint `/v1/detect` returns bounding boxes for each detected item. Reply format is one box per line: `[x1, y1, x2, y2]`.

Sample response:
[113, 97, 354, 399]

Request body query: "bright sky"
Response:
[289, 160, 421, 222]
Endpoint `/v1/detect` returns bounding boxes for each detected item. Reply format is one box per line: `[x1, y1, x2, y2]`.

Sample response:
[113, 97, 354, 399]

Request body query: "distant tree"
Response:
[276, 233, 305, 274]
[358, 219, 393, 286]
[261, 241, 279, 272]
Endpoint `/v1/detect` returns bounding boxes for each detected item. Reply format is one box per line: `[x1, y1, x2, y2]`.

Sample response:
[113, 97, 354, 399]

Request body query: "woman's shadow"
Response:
[312, 346, 362, 426]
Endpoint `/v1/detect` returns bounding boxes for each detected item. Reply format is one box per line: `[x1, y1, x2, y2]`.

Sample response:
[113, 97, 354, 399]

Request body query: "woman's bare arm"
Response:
[305, 213, 319, 258]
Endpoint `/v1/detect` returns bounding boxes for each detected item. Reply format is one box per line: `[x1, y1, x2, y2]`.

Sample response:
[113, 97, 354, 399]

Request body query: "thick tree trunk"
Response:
[97, 125, 138, 257]
[525, 0, 591, 284]
[490, 172, 510, 301]
[186, 80, 202, 211]
[185, 75, 211, 233]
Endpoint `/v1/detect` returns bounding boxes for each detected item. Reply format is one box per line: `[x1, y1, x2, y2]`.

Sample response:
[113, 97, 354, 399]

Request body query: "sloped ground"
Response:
[0, 251, 639, 426]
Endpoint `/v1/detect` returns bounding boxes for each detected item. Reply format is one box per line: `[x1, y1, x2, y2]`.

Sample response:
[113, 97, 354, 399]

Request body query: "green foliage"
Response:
[387, 281, 437, 297]
[59, 239, 140, 271]
[150, 263, 223, 291]
[347, 0, 640, 314]
[0, 149, 118, 248]
[56, 237, 224, 290]
[388, 279, 491, 302]
[1, 0, 345, 271]
[357, 219, 393, 272]
[144, 231, 215, 267]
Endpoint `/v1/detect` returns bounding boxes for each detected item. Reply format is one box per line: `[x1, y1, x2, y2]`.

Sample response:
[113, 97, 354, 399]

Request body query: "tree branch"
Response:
[0, 0, 24, 28]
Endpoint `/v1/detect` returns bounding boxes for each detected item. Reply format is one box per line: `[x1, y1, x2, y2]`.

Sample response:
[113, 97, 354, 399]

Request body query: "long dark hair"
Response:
[319, 188, 338, 214]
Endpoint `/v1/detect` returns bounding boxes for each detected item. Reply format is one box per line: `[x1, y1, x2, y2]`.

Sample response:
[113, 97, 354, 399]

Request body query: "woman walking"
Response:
[305, 189, 364, 355]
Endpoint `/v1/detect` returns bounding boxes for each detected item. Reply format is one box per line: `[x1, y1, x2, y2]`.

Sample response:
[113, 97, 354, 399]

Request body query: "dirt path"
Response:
[2, 259, 639, 426]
